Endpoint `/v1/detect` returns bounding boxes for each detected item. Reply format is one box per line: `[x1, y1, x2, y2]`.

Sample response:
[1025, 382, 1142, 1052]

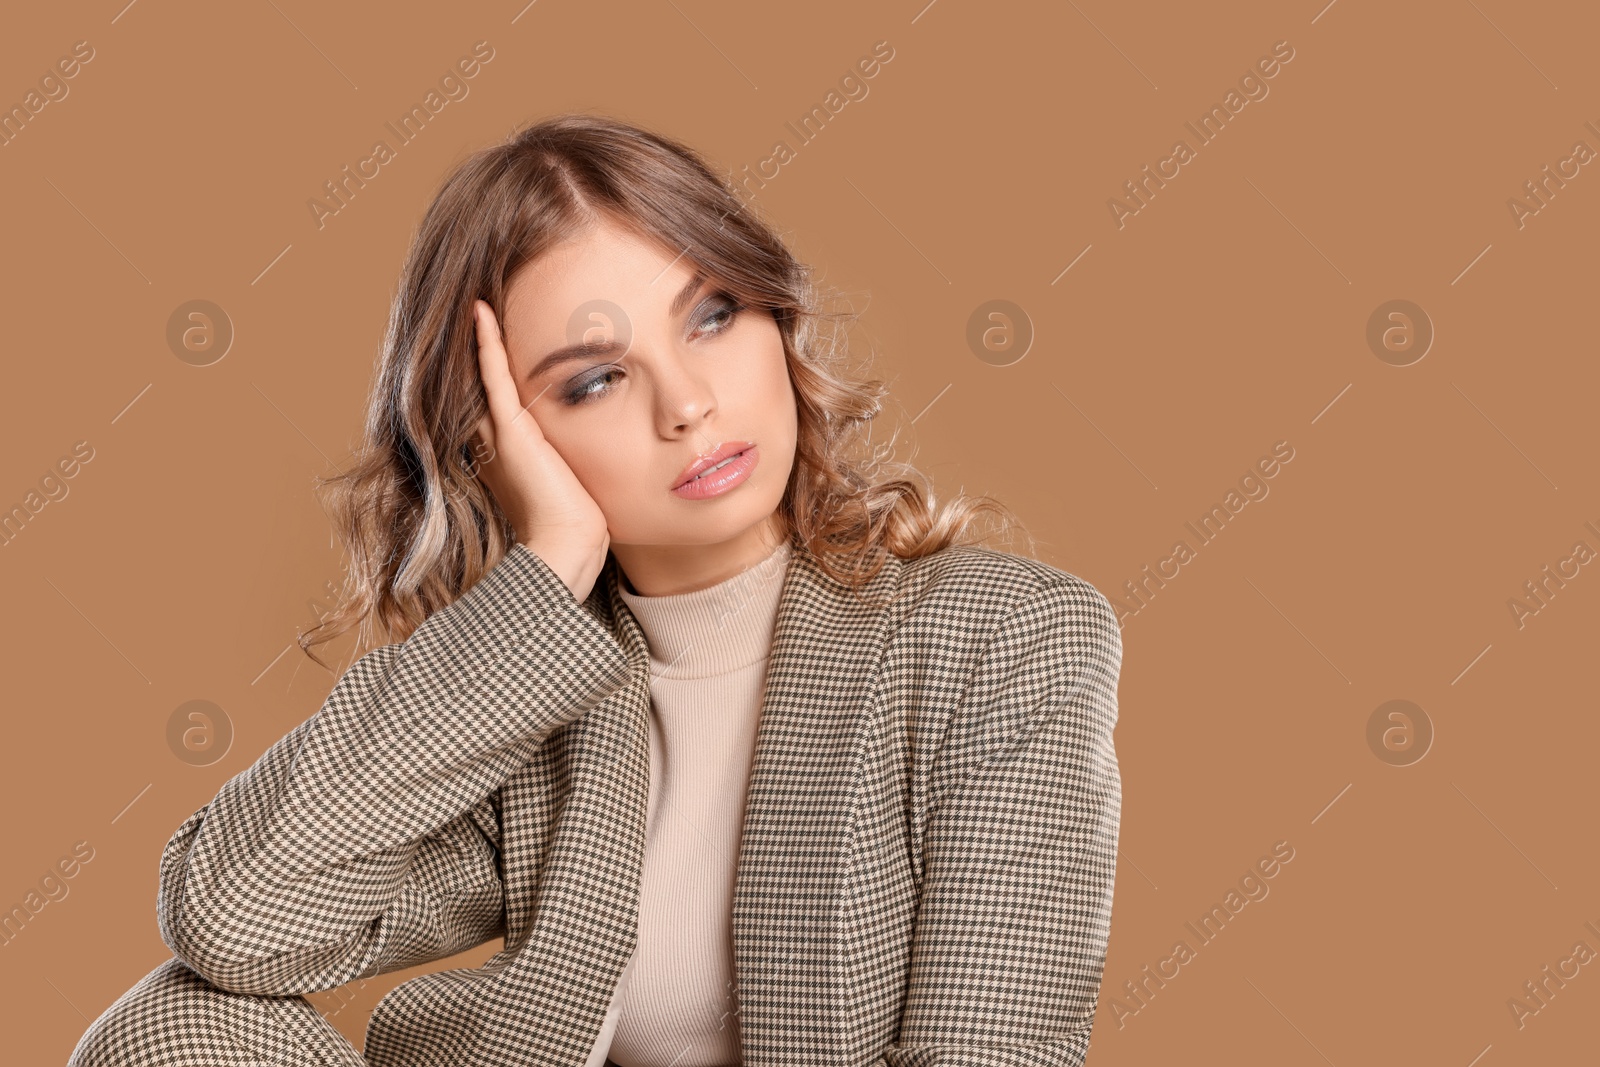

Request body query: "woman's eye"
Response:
[562, 365, 623, 406]
[695, 297, 742, 336]
[558, 298, 743, 407]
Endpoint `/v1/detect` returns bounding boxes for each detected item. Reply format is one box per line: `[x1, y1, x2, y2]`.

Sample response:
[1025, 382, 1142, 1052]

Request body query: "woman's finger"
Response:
[473, 300, 528, 436]
[470, 411, 495, 465]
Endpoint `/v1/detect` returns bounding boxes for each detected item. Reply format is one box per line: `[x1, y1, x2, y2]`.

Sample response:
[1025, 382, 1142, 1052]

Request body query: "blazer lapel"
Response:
[492, 538, 901, 1067]
[479, 571, 654, 1064]
[729, 541, 901, 1067]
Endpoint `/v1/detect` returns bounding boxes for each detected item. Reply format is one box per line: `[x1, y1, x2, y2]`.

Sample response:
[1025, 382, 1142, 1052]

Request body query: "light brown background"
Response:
[3, 0, 1597, 1063]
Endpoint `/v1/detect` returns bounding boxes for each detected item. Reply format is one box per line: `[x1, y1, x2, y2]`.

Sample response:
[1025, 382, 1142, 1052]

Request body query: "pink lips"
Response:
[672, 441, 756, 488]
[671, 444, 759, 500]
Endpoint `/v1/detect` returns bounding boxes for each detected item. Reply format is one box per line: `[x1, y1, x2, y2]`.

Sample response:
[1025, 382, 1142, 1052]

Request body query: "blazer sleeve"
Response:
[156, 543, 633, 997]
[880, 576, 1123, 1067]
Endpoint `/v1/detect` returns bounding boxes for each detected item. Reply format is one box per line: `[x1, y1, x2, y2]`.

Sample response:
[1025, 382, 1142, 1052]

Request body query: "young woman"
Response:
[67, 114, 1123, 1067]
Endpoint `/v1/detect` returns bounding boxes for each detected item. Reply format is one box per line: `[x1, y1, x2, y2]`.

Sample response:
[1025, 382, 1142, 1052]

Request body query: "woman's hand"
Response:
[469, 299, 611, 602]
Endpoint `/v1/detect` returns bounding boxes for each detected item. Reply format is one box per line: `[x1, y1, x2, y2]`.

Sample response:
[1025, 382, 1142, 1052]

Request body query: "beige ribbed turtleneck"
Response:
[591, 537, 793, 1067]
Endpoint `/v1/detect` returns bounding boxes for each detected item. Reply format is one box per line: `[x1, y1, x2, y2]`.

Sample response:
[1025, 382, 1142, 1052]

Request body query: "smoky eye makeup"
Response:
[691, 292, 744, 335]
[555, 290, 748, 407]
[560, 359, 625, 406]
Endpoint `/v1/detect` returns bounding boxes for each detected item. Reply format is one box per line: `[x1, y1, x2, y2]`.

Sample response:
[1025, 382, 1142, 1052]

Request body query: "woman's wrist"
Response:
[520, 537, 605, 603]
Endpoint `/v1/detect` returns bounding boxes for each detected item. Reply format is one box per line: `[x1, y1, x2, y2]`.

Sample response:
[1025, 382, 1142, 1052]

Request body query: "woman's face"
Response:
[495, 216, 797, 560]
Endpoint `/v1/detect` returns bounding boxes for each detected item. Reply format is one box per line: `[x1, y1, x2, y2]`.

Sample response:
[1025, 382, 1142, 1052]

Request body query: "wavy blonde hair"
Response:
[298, 112, 1034, 669]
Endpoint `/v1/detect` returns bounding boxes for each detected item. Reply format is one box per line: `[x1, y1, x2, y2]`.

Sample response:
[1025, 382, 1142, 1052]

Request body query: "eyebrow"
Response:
[525, 269, 707, 382]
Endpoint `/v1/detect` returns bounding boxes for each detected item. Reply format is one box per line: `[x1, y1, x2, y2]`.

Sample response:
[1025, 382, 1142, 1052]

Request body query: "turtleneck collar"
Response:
[615, 539, 793, 680]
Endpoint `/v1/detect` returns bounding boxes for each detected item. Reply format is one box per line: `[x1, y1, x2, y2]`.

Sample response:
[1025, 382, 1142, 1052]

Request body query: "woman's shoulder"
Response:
[871, 543, 1121, 681]
[893, 542, 1117, 632]
[875, 544, 1122, 773]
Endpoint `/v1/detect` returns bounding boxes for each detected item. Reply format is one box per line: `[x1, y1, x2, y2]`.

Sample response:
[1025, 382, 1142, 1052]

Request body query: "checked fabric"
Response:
[67, 533, 1123, 1067]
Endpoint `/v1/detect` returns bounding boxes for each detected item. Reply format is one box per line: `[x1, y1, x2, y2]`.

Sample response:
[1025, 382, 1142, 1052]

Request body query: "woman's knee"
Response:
[67, 955, 364, 1067]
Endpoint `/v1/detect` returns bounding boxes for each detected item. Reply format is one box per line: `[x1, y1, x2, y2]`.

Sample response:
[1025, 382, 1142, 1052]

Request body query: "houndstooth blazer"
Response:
[156, 532, 1123, 1067]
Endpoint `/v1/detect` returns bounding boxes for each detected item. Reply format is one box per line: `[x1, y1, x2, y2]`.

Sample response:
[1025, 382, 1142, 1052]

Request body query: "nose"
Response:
[651, 345, 717, 440]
